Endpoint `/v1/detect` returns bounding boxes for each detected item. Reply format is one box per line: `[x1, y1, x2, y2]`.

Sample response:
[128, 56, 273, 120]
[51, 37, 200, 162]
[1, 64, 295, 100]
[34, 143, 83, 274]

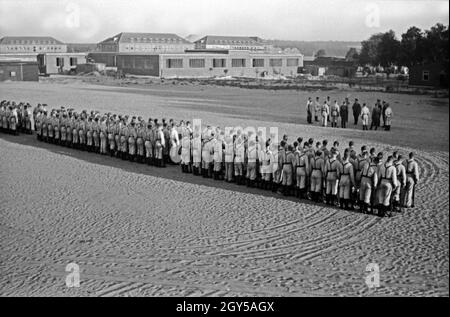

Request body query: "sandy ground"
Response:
[0, 80, 448, 297]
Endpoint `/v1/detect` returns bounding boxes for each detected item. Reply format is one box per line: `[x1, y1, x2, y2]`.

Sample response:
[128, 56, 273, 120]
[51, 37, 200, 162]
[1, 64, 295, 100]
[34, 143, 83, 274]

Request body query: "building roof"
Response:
[99, 33, 191, 45]
[0, 36, 64, 45]
[195, 35, 265, 46]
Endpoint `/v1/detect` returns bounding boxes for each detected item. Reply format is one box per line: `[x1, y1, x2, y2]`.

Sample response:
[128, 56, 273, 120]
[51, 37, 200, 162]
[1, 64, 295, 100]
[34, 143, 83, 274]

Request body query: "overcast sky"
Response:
[0, 0, 448, 42]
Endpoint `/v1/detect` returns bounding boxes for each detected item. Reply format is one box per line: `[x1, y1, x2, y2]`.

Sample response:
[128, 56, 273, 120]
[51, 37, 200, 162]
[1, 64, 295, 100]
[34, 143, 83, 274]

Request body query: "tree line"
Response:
[346, 23, 449, 70]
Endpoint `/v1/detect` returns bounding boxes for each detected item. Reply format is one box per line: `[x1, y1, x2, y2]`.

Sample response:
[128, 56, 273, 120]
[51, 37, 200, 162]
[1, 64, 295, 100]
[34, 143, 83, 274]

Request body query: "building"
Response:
[0, 61, 39, 81]
[37, 53, 87, 74]
[303, 56, 357, 77]
[97, 32, 193, 54]
[88, 50, 303, 78]
[194, 35, 272, 52]
[408, 63, 448, 88]
[0, 36, 67, 54]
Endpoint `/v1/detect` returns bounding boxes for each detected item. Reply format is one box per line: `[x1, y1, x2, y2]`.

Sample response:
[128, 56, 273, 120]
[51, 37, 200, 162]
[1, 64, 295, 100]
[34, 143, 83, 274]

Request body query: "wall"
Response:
[118, 43, 194, 53]
[116, 55, 159, 76]
[39, 54, 87, 74]
[409, 64, 448, 88]
[0, 63, 39, 81]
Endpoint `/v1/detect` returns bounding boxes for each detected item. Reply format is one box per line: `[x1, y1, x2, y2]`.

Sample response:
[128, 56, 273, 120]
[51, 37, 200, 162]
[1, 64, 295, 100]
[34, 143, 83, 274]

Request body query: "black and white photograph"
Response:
[0, 0, 448, 301]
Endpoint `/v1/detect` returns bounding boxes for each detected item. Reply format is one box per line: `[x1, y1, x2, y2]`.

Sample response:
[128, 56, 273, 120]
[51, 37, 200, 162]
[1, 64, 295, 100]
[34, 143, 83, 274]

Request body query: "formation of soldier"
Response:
[306, 96, 394, 131]
[2, 100, 419, 217]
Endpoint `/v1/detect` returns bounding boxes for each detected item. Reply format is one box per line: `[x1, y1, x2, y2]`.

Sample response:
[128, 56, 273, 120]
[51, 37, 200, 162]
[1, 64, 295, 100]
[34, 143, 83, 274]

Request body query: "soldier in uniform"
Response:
[306, 97, 314, 124]
[309, 150, 325, 202]
[47, 111, 54, 143]
[384, 103, 393, 131]
[107, 117, 116, 156]
[402, 152, 420, 208]
[78, 115, 87, 151]
[281, 144, 295, 196]
[393, 154, 406, 212]
[93, 116, 100, 154]
[134, 120, 144, 162]
[100, 116, 108, 155]
[375, 155, 398, 217]
[359, 157, 379, 214]
[352, 98, 361, 125]
[86, 117, 94, 151]
[321, 101, 329, 127]
[128, 119, 138, 162]
[42, 111, 48, 142]
[340, 100, 348, 129]
[224, 130, 235, 182]
[212, 130, 224, 180]
[54, 112, 61, 144]
[180, 125, 191, 173]
[192, 128, 202, 175]
[260, 139, 272, 190]
[330, 100, 340, 128]
[324, 148, 341, 206]
[294, 143, 310, 199]
[360, 103, 370, 130]
[155, 123, 166, 167]
[338, 150, 355, 210]
[246, 136, 259, 187]
[234, 130, 245, 185]
[144, 120, 154, 165]
[314, 97, 321, 122]
[60, 113, 67, 146]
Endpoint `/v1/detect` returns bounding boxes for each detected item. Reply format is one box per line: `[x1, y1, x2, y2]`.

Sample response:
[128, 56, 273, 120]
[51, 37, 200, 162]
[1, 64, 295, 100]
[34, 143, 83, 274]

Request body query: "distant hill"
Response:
[266, 40, 361, 57]
[67, 43, 98, 53]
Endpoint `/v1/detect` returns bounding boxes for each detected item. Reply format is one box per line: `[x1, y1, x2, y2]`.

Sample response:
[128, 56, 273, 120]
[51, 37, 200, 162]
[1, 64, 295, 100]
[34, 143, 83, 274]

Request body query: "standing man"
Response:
[352, 98, 361, 125]
[402, 152, 420, 208]
[361, 103, 370, 130]
[324, 148, 341, 206]
[309, 150, 325, 202]
[340, 100, 348, 129]
[330, 101, 340, 128]
[359, 157, 378, 214]
[294, 144, 310, 199]
[376, 155, 398, 217]
[306, 97, 314, 124]
[314, 97, 321, 122]
[384, 103, 393, 131]
[393, 154, 406, 212]
[338, 150, 355, 210]
[321, 101, 329, 127]
[382, 101, 389, 128]
[224, 130, 235, 182]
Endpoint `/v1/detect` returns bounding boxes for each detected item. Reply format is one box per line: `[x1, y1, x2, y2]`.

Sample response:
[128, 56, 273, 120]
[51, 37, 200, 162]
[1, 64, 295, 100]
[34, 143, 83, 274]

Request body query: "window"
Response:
[422, 70, 430, 81]
[189, 59, 205, 68]
[70, 57, 78, 66]
[56, 57, 64, 67]
[232, 58, 246, 67]
[166, 58, 183, 68]
[252, 58, 264, 67]
[10, 71, 16, 77]
[213, 58, 226, 68]
[269, 58, 282, 67]
[286, 58, 299, 67]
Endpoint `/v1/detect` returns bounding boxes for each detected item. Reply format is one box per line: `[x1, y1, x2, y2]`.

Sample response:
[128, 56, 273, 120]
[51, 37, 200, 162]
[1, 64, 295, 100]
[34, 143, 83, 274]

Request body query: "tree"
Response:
[345, 47, 359, 62]
[376, 30, 401, 68]
[424, 23, 449, 68]
[399, 26, 426, 67]
[314, 49, 326, 58]
[359, 33, 383, 66]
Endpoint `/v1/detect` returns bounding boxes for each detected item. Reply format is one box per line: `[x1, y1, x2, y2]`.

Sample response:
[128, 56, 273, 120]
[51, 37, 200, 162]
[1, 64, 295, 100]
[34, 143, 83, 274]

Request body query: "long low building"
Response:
[88, 50, 303, 78]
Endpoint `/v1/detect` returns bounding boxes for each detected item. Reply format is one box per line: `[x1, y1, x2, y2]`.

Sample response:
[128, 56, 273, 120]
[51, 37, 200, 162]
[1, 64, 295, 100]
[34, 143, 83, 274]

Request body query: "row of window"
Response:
[2, 46, 64, 52]
[122, 45, 191, 51]
[165, 58, 299, 69]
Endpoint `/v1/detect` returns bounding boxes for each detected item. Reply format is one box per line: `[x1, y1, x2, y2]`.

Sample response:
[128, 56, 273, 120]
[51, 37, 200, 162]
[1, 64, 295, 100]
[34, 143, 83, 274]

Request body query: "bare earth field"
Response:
[0, 80, 448, 296]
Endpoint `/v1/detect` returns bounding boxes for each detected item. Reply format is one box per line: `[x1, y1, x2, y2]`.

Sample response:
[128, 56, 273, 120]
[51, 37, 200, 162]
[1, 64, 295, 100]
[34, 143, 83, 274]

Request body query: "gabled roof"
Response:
[195, 35, 265, 46]
[99, 33, 191, 45]
[0, 36, 64, 45]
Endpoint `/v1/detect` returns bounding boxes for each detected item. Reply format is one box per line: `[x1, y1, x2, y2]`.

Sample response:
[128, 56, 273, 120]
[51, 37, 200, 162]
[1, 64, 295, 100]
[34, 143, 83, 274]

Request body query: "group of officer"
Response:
[2, 100, 419, 217]
[306, 96, 394, 131]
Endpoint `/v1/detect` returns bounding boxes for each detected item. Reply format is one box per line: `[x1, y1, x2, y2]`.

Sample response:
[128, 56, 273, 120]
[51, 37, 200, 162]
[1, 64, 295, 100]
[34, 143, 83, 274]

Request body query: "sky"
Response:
[0, 0, 448, 43]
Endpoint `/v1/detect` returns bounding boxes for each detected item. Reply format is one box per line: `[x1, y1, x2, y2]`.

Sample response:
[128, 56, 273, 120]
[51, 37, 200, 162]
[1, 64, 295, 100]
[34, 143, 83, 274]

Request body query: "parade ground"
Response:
[0, 80, 448, 296]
